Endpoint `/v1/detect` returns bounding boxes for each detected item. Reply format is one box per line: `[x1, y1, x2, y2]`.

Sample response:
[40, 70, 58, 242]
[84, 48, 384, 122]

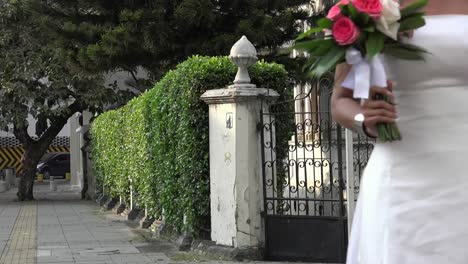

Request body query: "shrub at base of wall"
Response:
[90, 56, 292, 236]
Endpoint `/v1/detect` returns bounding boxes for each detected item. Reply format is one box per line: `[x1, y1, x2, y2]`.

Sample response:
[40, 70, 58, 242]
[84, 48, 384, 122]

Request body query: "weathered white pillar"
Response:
[70, 113, 81, 189]
[71, 111, 93, 190]
[201, 36, 279, 249]
[77, 111, 93, 181]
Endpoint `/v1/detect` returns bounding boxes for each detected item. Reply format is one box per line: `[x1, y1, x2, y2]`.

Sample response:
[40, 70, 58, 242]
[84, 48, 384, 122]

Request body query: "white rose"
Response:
[376, 0, 401, 40]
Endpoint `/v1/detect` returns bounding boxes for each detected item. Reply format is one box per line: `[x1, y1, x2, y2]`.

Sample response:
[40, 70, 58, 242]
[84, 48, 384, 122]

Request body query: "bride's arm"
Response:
[331, 64, 398, 136]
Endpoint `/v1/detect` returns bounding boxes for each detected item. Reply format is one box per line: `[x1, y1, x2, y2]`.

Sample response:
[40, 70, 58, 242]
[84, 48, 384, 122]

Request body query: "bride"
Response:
[332, 0, 468, 263]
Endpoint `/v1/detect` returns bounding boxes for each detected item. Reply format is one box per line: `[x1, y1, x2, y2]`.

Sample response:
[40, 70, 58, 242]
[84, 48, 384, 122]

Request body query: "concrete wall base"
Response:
[115, 203, 126, 215]
[127, 208, 142, 221]
[96, 194, 108, 207]
[104, 198, 119, 211]
[140, 216, 155, 229]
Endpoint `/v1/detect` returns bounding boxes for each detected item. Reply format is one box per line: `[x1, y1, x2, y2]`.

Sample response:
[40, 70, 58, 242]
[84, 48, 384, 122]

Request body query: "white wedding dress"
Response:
[347, 15, 468, 264]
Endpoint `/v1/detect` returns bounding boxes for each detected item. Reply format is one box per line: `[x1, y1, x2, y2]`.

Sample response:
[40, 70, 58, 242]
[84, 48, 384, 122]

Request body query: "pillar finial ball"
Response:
[229, 36, 258, 88]
[229, 36, 257, 59]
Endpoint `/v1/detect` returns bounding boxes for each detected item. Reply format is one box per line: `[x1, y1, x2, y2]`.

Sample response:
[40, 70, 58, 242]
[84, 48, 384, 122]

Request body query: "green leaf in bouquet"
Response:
[303, 55, 318, 68]
[398, 12, 425, 31]
[399, 15, 426, 32]
[366, 32, 385, 58]
[362, 14, 370, 25]
[400, 0, 429, 18]
[291, 39, 323, 53]
[400, 12, 425, 21]
[311, 45, 346, 77]
[363, 25, 376, 32]
[393, 43, 429, 54]
[311, 39, 334, 56]
[317, 18, 333, 29]
[296, 27, 325, 41]
[355, 12, 371, 27]
[384, 45, 427, 60]
[303, 57, 320, 74]
[357, 30, 368, 44]
[348, 4, 359, 19]
[339, 5, 350, 17]
[293, 39, 327, 53]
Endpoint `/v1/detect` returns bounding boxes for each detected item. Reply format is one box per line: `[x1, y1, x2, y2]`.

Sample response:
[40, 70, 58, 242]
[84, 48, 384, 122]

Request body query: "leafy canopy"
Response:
[0, 0, 127, 138]
[39, 0, 312, 85]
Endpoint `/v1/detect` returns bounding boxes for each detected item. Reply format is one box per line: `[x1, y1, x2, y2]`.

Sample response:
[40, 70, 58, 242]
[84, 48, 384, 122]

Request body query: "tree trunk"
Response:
[15, 106, 80, 201]
[17, 146, 44, 201]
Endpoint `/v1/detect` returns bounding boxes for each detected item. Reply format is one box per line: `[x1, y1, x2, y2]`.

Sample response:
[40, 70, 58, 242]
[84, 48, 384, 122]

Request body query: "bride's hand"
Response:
[362, 81, 398, 137]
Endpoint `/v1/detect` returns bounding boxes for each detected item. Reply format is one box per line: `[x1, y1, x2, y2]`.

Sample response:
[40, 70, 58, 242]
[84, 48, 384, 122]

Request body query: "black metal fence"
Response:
[260, 75, 374, 263]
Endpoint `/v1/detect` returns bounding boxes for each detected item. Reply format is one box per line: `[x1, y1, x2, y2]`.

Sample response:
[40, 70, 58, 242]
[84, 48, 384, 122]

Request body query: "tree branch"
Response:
[13, 124, 33, 146]
[38, 100, 83, 147]
[125, 67, 139, 84]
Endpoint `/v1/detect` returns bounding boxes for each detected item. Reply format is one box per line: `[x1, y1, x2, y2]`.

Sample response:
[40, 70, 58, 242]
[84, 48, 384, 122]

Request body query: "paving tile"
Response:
[145, 252, 171, 261]
[110, 253, 153, 263]
[0, 202, 37, 263]
[0, 182, 333, 264]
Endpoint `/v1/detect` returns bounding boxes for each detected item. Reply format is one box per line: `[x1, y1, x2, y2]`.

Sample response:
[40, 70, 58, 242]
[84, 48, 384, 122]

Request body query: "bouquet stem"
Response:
[374, 94, 402, 142]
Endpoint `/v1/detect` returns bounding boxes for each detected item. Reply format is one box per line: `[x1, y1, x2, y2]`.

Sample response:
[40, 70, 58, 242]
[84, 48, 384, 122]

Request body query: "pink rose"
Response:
[327, 0, 351, 21]
[352, 0, 383, 19]
[332, 16, 360, 45]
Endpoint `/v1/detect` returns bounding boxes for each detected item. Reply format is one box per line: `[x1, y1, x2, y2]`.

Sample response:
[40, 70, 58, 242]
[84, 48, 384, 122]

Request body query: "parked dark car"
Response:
[36, 152, 70, 179]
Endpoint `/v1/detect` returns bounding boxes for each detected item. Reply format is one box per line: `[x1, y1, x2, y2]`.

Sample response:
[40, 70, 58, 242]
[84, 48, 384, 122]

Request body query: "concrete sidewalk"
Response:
[0, 181, 326, 264]
[0, 181, 174, 263]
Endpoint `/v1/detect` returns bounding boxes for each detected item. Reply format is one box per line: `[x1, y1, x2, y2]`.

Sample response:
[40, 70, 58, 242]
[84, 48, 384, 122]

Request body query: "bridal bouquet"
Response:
[295, 0, 429, 142]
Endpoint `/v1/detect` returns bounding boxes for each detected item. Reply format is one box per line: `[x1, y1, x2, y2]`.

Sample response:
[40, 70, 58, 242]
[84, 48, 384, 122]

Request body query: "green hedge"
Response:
[91, 109, 128, 198]
[91, 56, 291, 235]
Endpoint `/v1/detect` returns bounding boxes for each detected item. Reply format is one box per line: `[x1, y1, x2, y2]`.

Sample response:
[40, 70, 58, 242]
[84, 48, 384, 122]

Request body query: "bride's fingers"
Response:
[369, 86, 395, 103]
[363, 100, 396, 113]
[364, 109, 398, 119]
[387, 80, 394, 92]
[364, 116, 396, 128]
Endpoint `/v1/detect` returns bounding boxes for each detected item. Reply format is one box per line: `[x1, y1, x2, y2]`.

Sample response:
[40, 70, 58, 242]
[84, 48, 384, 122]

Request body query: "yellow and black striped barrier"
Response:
[47, 146, 69, 153]
[0, 146, 70, 173]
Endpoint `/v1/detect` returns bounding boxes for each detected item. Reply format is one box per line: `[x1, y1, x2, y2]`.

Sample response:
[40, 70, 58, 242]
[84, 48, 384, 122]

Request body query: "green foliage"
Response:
[383, 43, 427, 61]
[398, 13, 426, 32]
[0, 0, 131, 200]
[1, 0, 308, 199]
[366, 32, 386, 58]
[39, 0, 310, 84]
[0, 1, 122, 128]
[317, 18, 333, 29]
[400, 0, 429, 18]
[91, 110, 127, 198]
[91, 56, 291, 235]
[0, 1, 78, 129]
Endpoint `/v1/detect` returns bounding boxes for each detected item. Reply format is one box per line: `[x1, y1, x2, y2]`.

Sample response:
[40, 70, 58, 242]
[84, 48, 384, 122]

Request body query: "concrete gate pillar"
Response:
[70, 111, 93, 190]
[201, 36, 279, 249]
[70, 113, 81, 189]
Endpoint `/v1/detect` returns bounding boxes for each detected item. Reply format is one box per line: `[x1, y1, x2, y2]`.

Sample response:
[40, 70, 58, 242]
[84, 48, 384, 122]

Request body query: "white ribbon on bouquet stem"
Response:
[341, 48, 388, 99]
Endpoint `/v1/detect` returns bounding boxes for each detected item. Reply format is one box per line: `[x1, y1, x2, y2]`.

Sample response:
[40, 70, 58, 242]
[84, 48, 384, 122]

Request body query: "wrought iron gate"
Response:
[260, 76, 374, 263]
